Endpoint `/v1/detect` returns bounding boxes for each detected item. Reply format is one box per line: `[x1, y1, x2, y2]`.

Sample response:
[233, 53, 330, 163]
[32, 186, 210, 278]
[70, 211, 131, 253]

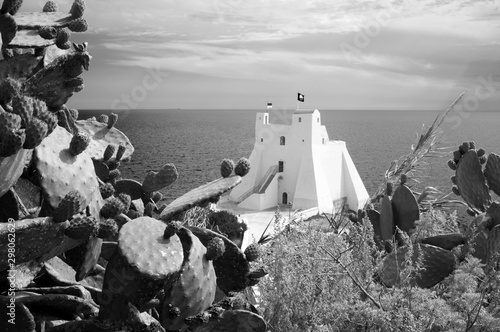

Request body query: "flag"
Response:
[267, 102, 272, 109]
[297, 93, 305, 102]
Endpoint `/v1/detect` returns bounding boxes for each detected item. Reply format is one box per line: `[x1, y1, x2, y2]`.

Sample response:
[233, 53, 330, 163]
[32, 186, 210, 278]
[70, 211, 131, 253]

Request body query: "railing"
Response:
[238, 187, 256, 203]
[238, 165, 279, 202]
[257, 166, 278, 193]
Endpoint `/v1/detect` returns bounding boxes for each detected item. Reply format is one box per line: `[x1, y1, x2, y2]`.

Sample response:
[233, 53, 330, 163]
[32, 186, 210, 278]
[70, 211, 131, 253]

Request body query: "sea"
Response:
[79, 109, 500, 208]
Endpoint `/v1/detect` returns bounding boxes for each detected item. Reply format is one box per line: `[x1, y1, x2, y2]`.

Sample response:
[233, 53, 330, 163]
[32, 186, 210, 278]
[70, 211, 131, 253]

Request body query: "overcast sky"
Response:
[22, 0, 500, 111]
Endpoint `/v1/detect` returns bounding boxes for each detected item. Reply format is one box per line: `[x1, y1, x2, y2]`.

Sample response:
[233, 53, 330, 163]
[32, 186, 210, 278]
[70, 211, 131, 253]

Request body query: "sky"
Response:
[19, 0, 500, 111]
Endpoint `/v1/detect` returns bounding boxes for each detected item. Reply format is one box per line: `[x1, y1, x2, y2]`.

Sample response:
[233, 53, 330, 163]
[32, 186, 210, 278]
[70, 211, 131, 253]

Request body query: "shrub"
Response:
[257, 212, 500, 331]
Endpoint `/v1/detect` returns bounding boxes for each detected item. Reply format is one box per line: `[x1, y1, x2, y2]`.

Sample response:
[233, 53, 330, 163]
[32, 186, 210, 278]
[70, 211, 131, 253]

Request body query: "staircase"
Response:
[238, 165, 279, 202]
[257, 166, 278, 193]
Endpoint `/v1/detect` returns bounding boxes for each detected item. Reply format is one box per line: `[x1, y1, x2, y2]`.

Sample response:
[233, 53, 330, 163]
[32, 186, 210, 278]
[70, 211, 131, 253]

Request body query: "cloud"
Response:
[15, 0, 499, 110]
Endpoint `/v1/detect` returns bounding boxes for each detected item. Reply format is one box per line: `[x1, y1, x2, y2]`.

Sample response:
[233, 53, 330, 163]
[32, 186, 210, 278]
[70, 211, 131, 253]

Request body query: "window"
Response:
[261, 138, 263, 142]
[280, 136, 285, 145]
[322, 138, 325, 144]
[317, 118, 319, 123]
[298, 117, 302, 122]
[279, 161, 284, 172]
[265, 115, 268, 124]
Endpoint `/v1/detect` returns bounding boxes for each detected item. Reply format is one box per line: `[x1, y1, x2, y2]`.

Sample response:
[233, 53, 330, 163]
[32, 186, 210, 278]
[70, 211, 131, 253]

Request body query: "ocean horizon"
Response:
[79, 108, 500, 207]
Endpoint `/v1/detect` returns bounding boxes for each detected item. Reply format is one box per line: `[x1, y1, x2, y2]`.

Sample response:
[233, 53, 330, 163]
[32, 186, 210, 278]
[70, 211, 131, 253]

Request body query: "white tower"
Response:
[229, 109, 369, 213]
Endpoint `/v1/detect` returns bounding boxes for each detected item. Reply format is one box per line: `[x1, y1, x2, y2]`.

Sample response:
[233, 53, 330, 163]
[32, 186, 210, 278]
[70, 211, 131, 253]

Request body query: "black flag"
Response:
[297, 93, 305, 102]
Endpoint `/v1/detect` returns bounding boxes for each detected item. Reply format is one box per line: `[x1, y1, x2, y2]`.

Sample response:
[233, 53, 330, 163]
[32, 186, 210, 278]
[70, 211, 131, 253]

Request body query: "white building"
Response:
[229, 109, 370, 213]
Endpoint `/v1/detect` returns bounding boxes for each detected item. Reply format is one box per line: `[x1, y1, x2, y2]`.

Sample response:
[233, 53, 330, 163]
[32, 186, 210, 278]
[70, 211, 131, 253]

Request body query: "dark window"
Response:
[317, 118, 319, 123]
[282, 192, 288, 204]
[265, 115, 268, 124]
[298, 117, 302, 122]
[280, 136, 285, 145]
[261, 138, 263, 142]
[279, 161, 284, 172]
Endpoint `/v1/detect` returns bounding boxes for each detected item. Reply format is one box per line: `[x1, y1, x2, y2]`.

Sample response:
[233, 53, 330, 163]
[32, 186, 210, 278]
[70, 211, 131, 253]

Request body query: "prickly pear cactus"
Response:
[34, 125, 98, 209]
[0, 147, 30, 197]
[378, 243, 455, 288]
[0, 217, 80, 271]
[75, 117, 134, 161]
[484, 153, 500, 197]
[161, 226, 217, 331]
[220, 158, 234, 178]
[391, 184, 419, 234]
[379, 194, 394, 241]
[142, 163, 178, 193]
[99, 216, 184, 324]
[187, 226, 252, 293]
[420, 233, 466, 251]
[454, 149, 491, 211]
[160, 175, 242, 222]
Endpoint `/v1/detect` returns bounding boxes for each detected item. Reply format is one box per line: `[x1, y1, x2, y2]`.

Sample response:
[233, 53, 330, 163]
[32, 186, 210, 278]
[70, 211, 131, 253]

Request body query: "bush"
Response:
[207, 210, 247, 241]
[257, 211, 500, 331]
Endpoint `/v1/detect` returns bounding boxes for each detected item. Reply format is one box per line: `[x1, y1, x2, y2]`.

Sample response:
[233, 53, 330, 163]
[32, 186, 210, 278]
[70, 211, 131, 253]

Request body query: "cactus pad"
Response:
[70, 0, 86, 19]
[43, 1, 58, 12]
[64, 216, 98, 240]
[484, 153, 500, 197]
[103, 143, 116, 161]
[114, 178, 143, 200]
[486, 202, 500, 230]
[220, 159, 234, 178]
[68, 17, 88, 32]
[142, 163, 178, 193]
[160, 175, 242, 222]
[107, 112, 118, 128]
[379, 195, 394, 241]
[455, 150, 491, 211]
[53, 190, 86, 222]
[378, 243, 455, 288]
[100, 217, 183, 318]
[75, 118, 134, 160]
[97, 218, 118, 239]
[391, 184, 420, 233]
[34, 126, 98, 209]
[161, 227, 217, 330]
[244, 243, 261, 262]
[23, 118, 48, 149]
[206, 237, 226, 261]
[0, 147, 30, 197]
[0, 217, 85, 271]
[69, 131, 90, 156]
[234, 157, 250, 177]
[0, 128, 25, 157]
[366, 209, 382, 240]
[420, 233, 466, 251]
[116, 144, 126, 161]
[100, 196, 126, 219]
[187, 226, 251, 293]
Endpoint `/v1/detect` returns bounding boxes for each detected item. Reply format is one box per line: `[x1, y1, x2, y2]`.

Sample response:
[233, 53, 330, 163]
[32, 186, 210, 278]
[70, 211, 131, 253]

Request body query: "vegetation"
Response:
[256, 208, 500, 331]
